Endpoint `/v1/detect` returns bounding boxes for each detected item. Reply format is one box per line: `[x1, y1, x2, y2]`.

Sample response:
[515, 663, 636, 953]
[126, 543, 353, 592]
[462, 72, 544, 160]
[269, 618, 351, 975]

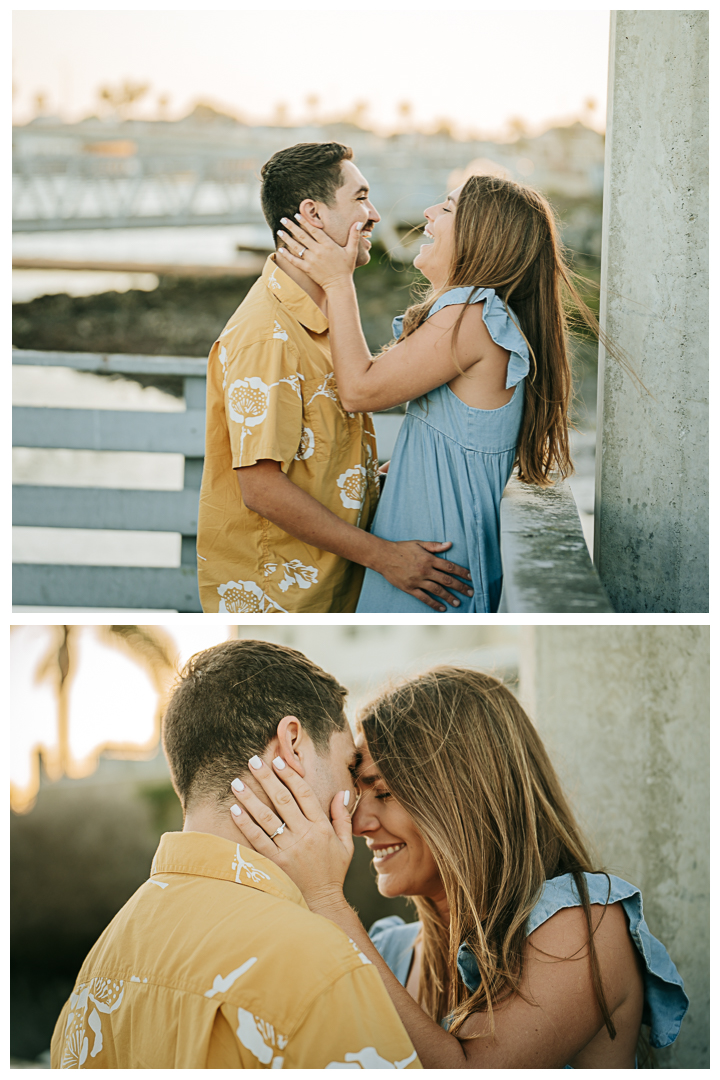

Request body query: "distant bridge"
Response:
[11, 150, 470, 254]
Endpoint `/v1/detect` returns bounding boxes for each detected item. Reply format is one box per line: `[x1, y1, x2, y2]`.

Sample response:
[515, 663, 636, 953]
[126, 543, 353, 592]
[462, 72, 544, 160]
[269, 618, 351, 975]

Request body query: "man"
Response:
[196, 141, 468, 613]
[50, 639, 421, 1070]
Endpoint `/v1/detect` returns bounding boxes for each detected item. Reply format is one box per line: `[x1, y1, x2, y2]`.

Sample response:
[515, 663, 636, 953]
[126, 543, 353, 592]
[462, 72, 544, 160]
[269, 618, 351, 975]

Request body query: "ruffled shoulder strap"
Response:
[457, 873, 688, 1049]
[392, 286, 530, 389]
[528, 873, 689, 1049]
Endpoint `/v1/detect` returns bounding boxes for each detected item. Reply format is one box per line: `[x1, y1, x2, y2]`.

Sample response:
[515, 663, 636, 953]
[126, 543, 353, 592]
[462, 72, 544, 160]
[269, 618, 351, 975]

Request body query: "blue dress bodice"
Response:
[356, 287, 529, 614]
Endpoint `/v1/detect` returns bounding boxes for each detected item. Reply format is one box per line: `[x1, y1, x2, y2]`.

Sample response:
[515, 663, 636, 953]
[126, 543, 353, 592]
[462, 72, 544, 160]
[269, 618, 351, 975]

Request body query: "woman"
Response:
[278, 175, 612, 612]
[228, 667, 688, 1068]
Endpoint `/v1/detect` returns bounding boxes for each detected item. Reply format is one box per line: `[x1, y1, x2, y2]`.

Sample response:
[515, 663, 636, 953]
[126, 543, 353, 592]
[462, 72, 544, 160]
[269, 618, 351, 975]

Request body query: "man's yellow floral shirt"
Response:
[51, 831, 421, 1069]
[197, 256, 379, 614]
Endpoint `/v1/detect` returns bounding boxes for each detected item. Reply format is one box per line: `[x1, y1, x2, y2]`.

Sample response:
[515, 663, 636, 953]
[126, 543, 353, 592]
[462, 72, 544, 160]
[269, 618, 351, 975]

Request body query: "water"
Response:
[12, 223, 273, 302]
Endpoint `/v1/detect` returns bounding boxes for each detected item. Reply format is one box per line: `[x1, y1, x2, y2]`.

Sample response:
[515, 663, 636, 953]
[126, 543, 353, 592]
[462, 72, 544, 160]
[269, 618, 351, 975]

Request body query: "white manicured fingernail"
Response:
[281, 217, 290, 225]
[232, 777, 244, 792]
[344, 790, 350, 806]
[231, 804, 242, 816]
[249, 755, 263, 770]
[355, 221, 363, 230]
[273, 756, 286, 770]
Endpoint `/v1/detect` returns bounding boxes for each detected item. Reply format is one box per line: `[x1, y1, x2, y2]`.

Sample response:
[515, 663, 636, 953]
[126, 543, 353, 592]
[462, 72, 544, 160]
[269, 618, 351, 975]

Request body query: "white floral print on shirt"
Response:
[217, 580, 287, 614]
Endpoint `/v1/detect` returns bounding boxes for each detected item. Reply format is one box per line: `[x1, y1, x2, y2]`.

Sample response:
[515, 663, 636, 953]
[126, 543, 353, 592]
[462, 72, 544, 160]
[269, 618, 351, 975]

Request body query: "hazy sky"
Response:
[12, 8, 610, 136]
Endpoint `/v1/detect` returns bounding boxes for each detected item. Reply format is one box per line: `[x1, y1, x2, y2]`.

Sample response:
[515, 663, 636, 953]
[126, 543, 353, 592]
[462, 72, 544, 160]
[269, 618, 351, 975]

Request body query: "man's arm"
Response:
[237, 460, 473, 612]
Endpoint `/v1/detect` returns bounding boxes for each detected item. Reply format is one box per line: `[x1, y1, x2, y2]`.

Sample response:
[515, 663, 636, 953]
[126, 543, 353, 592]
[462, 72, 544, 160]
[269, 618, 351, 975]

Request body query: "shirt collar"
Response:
[151, 831, 307, 908]
[261, 254, 329, 335]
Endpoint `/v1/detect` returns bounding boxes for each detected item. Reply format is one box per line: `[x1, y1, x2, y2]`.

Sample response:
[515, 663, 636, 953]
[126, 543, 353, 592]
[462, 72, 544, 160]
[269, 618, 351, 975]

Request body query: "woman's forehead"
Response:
[353, 737, 382, 782]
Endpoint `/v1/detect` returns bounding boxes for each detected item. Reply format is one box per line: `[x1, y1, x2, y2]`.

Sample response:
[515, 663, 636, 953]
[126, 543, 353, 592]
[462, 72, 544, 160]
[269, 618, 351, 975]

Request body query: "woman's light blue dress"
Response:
[369, 872, 689, 1059]
[356, 287, 529, 614]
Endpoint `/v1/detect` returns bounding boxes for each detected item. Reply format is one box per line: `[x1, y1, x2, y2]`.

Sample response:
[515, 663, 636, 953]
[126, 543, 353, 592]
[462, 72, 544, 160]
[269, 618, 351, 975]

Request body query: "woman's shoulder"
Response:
[424, 287, 531, 390]
[527, 872, 689, 1049]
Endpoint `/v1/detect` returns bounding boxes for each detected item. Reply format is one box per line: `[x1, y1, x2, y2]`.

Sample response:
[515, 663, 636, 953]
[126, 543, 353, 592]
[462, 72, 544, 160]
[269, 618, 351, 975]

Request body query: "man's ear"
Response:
[274, 715, 308, 776]
[296, 198, 326, 230]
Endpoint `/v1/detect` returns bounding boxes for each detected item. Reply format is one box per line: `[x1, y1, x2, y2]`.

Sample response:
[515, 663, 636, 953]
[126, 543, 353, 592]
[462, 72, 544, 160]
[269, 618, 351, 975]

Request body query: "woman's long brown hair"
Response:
[358, 667, 617, 1041]
[396, 175, 626, 485]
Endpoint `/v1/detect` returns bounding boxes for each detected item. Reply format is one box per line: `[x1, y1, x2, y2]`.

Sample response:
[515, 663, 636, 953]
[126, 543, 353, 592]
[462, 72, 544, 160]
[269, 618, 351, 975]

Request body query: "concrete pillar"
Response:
[594, 11, 708, 612]
[519, 626, 709, 1068]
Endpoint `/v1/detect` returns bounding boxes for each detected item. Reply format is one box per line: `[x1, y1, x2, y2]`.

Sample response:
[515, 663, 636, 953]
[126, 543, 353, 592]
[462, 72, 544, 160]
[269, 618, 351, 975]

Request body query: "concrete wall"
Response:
[520, 626, 709, 1068]
[594, 11, 708, 612]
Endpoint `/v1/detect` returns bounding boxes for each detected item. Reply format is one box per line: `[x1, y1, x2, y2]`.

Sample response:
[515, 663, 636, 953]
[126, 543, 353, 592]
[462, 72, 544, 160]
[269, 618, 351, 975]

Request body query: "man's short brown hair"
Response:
[162, 638, 348, 810]
[260, 142, 353, 245]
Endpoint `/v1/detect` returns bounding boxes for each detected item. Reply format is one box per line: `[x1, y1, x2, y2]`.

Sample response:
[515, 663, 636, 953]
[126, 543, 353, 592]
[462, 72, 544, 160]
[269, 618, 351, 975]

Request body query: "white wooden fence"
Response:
[12, 349, 404, 612]
[13, 350, 207, 611]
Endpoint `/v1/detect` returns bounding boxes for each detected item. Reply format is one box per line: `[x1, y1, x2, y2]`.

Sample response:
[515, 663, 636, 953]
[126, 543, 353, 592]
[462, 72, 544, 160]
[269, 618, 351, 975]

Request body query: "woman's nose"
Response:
[351, 793, 378, 836]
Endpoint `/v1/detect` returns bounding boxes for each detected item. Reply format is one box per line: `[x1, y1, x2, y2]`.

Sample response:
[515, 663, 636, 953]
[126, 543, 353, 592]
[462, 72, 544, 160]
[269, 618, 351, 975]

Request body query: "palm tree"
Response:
[11, 625, 178, 813]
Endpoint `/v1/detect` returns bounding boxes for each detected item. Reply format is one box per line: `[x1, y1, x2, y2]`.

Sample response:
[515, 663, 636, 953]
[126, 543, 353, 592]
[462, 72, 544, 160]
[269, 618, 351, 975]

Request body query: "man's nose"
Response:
[367, 200, 381, 223]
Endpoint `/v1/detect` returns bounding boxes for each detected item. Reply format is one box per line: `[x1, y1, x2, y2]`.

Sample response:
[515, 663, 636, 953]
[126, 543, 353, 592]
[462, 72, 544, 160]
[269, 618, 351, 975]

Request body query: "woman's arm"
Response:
[229, 757, 636, 1069]
[306, 893, 637, 1069]
[278, 218, 496, 413]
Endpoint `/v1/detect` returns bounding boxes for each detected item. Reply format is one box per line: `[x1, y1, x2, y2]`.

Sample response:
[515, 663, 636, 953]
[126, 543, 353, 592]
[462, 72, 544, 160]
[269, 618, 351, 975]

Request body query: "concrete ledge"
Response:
[499, 476, 614, 613]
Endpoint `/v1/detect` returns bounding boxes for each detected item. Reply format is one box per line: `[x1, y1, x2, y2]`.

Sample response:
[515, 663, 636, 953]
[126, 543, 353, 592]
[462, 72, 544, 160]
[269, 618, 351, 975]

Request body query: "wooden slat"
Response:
[12, 349, 208, 377]
[13, 407, 206, 454]
[13, 486, 200, 533]
[12, 564, 202, 612]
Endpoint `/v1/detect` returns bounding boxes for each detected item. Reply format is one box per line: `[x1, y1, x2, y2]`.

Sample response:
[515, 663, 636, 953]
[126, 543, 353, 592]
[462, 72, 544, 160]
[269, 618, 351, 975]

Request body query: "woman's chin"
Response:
[376, 874, 405, 900]
[412, 252, 436, 285]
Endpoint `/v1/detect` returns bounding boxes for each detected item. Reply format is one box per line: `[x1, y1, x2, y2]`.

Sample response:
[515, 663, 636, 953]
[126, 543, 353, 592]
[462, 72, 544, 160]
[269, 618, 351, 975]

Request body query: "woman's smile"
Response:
[370, 841, 407, 865]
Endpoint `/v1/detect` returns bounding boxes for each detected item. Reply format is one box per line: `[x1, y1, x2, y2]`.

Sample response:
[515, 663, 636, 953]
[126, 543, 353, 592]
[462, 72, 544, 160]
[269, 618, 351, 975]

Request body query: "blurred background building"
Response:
[10, 624, 708, 1067]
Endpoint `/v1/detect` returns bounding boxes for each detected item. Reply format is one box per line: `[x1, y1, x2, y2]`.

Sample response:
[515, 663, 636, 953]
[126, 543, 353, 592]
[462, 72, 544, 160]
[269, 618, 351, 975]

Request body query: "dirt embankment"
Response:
[12, 257, 425, 364]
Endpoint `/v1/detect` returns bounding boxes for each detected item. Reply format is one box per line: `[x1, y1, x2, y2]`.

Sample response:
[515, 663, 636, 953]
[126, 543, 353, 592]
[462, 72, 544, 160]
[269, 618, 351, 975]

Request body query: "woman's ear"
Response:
[275, 715, 307, 775]
[296, 199, 325, 230]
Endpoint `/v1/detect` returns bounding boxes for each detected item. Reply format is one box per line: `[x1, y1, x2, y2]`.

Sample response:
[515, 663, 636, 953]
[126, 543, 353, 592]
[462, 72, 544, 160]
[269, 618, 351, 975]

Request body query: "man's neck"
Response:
[183, 803, 246, 846]
[274, 250, 328, 315]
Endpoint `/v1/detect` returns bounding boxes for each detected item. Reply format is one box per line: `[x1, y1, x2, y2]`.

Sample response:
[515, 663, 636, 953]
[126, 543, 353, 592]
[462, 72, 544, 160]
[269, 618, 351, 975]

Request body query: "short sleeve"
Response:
[282, 965, 422, 1069]
[219, 337, 304, 470]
